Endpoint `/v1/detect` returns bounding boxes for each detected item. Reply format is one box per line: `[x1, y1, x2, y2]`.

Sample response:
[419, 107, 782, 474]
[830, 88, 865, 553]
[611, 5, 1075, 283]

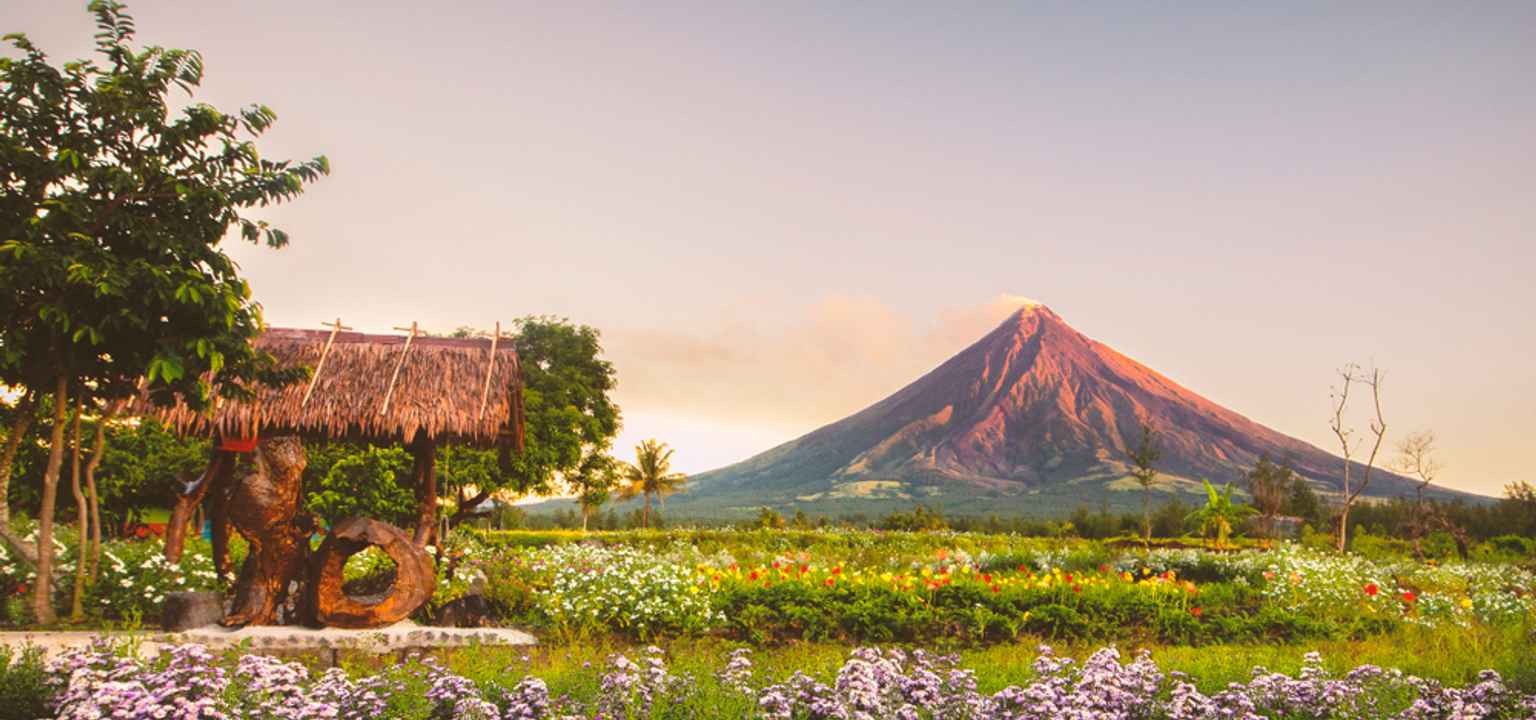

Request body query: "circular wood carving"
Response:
[310, 517, 435, 629]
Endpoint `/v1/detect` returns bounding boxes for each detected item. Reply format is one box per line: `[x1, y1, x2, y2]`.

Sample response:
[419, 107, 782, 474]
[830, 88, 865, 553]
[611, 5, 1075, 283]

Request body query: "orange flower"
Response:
[1190, 606, 1202, 618]
[825, 577, 835, 587]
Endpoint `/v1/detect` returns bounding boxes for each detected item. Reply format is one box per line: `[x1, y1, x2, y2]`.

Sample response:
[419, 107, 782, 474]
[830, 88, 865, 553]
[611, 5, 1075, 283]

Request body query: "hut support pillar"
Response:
[410, 435, 437, 548]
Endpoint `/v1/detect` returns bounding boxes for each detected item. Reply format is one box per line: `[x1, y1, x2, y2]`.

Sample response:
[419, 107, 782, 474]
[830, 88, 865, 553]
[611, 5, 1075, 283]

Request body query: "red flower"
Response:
[1099, 564, 1110, 573]
[1065, 573, 1074, 583]
[1017, 564, 1028, 572]
[982, 574, 992, 584]
[1190, 606, 1203, 618]
[824, 577, 835, 587]
[1364, 583, 1379, 597]
[772, 561, 781, 570]
[831, 566, 842, 575]
[799, 564, 809, 575]
[1402, 591, 1417, 603]
[1072, 584, 1081, 593]
[991, 584, 1001, 593]
[749, 570, 760, 581]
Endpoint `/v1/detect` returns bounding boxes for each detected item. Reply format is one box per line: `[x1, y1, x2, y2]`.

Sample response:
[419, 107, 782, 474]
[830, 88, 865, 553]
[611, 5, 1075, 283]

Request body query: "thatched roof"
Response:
[144, 327, 524, 449]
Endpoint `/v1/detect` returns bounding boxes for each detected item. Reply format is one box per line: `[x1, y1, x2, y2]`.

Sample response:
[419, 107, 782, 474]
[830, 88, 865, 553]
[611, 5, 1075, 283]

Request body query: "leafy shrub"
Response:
[0, 645, 49, 720]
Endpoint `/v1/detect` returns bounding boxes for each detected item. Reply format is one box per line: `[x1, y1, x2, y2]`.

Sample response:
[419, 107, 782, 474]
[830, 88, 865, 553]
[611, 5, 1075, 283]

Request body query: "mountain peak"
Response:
[682, 301, 1454, 515]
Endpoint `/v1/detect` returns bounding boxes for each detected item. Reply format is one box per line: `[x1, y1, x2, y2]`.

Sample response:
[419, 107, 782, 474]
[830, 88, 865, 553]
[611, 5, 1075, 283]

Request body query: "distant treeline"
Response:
[502, 478, 1536, 550]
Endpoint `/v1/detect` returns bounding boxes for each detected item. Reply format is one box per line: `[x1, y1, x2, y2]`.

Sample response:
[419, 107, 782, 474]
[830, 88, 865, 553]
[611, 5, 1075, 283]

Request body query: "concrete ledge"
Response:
[0, 621, 535, 660]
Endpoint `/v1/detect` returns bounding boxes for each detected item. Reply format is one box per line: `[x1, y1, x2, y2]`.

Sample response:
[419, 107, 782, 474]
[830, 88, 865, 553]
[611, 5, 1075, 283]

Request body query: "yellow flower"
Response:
[1460, 597, 1473, 609]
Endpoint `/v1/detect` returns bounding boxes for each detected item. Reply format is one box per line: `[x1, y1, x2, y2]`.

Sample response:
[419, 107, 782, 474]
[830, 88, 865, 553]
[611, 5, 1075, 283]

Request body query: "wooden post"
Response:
[380, 322, 418, 416]
[477, 321, 500, 422]
[410, 434, 437, 548]
[303, 318, 350, 408]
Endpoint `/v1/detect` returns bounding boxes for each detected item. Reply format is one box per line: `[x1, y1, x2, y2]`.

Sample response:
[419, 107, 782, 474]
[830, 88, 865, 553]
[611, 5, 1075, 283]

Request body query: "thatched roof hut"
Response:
[145, 327, 524, 450]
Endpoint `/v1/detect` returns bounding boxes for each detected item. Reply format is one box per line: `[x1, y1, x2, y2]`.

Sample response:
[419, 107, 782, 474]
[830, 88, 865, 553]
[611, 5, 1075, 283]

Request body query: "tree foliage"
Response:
[617, 439, 685, 529]
[1, 2, 326, 621]
[1245, 454, 1294, 541]
[304, 445, 415, 528]
[1185, 480, 1257, 549]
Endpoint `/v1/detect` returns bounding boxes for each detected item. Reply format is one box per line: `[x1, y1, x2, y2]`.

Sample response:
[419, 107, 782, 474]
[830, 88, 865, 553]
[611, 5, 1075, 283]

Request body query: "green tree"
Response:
[305, 446, 415, 528]
[445, 317, 620, 522]
[0, 2, 325, 621]
[1245, 454, 1294, 544]
[1185, 480, 1257, 550]
[617, 439, 686, 530]
[755, 506, 786, 530]
[1128, 424, 1161, 548]
[566, 451, 618, 532]
[1284, 475, 1327, 531]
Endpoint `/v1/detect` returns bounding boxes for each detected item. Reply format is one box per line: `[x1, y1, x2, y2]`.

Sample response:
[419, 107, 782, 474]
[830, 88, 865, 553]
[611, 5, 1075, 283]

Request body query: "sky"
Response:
[5, 2, 1534, 497]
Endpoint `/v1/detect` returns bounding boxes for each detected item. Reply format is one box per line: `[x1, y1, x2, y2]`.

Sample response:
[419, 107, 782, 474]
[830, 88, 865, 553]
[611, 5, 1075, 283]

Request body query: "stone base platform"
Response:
[0, 620, 535, 660]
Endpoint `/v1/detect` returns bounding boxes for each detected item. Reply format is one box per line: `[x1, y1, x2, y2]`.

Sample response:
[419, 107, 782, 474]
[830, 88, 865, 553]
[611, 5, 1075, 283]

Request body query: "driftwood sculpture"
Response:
[222, 436, 312, 626]
[153, 325, 525, 629]
[165, 436, 438, 628]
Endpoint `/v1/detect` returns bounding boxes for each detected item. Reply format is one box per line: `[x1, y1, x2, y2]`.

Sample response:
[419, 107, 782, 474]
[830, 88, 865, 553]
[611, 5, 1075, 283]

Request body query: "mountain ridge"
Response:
[673, 303, 1477, 517]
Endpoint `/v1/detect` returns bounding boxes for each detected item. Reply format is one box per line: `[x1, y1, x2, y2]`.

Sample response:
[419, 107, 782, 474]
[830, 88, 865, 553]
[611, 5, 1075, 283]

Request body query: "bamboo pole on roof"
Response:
[380, 322, 418, 416]
[303, 318, 350, 408]
[477, 321, 500, 422]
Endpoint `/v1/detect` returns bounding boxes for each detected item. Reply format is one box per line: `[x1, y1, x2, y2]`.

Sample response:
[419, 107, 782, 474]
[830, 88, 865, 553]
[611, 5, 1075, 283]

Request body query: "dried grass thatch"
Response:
[143, 327, 524, 449]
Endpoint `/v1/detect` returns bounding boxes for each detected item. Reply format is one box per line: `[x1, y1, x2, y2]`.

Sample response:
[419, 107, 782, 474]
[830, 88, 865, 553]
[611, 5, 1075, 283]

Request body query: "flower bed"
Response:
[46, 641, 1536, 719]
[463, 533, 1533, 645]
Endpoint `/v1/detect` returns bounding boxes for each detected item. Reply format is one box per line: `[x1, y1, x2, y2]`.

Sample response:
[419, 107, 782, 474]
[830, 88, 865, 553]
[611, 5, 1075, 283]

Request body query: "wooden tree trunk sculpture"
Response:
[310, 517, 435, 628]
[222, 436, 315, 626]
[164, 435, 439, 629]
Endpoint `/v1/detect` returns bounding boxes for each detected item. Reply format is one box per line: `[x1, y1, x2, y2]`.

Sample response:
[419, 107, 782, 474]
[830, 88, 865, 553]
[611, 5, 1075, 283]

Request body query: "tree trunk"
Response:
[1334, 507, 1349, 552]
[0, 395, 39, 565]
[32, 374, 69, 625]
[410, 435, 437, 548]
[166, 451, 233, 565]
[581, 504, 590, 532]
[447, 488, 492, 527]
[69, 399, 87, 622]
[1141, 489, 1151, 548]
[643, 492, 652, 530]
[84, 400, 119, 582]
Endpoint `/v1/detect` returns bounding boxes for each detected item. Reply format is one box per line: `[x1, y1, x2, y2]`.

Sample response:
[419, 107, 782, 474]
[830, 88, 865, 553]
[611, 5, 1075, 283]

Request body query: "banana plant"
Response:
[1185, 480, 1258, 550]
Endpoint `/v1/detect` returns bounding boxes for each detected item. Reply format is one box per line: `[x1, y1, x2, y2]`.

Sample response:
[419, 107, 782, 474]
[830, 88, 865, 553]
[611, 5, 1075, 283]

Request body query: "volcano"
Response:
[678, 303, 1468, 517]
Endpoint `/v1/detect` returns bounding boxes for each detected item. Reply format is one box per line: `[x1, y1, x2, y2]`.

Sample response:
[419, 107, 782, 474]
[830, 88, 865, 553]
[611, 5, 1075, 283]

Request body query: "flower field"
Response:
[2, 526, 1533, 717]
[449, 529, 1536, 647]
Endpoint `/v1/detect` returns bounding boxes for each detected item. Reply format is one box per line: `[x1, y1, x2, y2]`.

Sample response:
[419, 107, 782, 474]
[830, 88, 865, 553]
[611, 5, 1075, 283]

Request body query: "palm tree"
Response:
[617, 440, 687, 529]
[1185, 479, 1257, 550]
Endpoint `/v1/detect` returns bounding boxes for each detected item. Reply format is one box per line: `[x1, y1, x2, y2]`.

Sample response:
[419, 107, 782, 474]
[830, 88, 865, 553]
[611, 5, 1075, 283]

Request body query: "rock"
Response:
[162, 591, 225, 631]
[433, 593, 492, 628]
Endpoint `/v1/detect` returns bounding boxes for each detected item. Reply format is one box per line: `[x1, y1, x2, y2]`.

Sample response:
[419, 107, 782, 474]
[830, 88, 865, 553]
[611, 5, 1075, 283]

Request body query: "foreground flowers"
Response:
[49, 642, 1536, 720]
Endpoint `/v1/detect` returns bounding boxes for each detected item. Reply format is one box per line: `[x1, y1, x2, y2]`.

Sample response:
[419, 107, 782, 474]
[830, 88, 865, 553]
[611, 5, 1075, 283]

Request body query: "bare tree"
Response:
[1395, 431, 1440, 560]
[1328, 364, 1386, 552]
[1395, 430, 1469, 560]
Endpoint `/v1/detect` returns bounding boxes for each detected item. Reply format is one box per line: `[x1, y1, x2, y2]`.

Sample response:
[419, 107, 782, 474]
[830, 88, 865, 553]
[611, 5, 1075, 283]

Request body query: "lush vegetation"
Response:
[419, 528, 1536, 651]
